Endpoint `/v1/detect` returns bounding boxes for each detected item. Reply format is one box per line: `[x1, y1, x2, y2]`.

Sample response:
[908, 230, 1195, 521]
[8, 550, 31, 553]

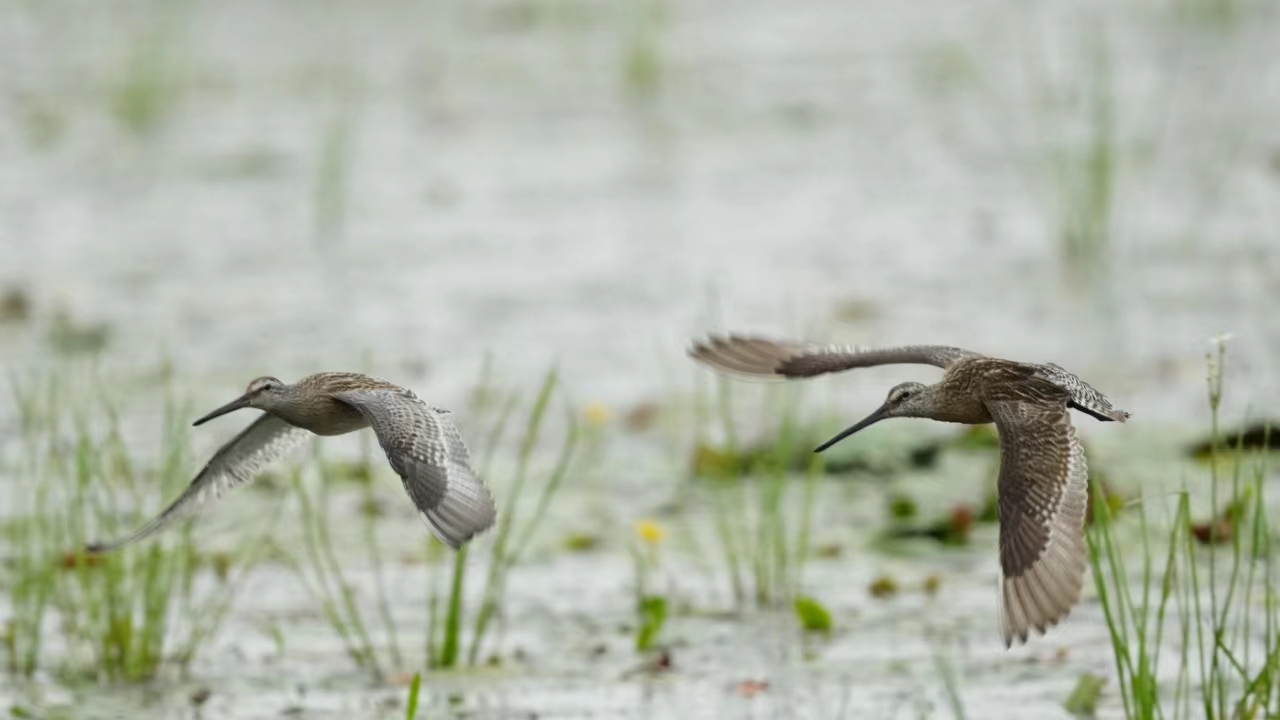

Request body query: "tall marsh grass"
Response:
[694, 376, 821, 608]
[2, 369, 262, 681]
[1088, 339, 1278, 718]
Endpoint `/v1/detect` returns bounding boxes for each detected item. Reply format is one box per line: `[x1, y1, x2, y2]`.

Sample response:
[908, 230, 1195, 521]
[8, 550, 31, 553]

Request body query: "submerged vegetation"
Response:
[692, 376, 822, 609]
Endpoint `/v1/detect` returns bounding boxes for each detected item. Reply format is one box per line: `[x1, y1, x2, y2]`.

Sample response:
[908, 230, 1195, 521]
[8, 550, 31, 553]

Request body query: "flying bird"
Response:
[689, 335, 1128, 646]
[87, 373, 496, 553]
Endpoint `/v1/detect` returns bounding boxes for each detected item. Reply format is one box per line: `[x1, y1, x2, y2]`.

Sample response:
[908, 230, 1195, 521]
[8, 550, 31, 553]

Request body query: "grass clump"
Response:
[693, 375, 823, 608]
[460, 366, 579, 667]
[2, 368, 262, 681]
[1088, 337, 1279, 718]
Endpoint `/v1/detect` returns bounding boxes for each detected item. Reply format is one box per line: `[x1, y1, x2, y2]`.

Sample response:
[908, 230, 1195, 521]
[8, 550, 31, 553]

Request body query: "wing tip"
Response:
[998, 561, 1087, 648]
[420, 482, 498, 551]
[687, 334, 795, 380]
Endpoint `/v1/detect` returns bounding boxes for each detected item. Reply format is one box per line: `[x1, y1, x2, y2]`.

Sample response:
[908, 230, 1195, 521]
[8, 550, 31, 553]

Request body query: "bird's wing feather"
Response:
[985, 394, 1089, 647]
[87, 414, 310, 552]
[332, 388, 496, 549]
[689, 335, 979, 379]
[1036, 363, 1130, 422]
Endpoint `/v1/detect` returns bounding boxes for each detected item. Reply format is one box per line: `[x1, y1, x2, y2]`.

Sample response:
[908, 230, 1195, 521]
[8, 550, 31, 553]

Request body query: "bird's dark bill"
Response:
[814, 405, 888, 453]
[193, 394, 251, 426]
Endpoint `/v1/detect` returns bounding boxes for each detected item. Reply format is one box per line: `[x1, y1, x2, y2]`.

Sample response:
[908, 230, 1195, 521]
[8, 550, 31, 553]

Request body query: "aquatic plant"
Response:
[461, 367, 579, 666]
[2, 368, 262, 681]
[793, 595, 832, 634]
[694, 375, 822, 607]
[1088, 338, 1279, 717]
[288, 445, 390, 673]
[405, 671, 423, 719]
[629, 519, 668, 651]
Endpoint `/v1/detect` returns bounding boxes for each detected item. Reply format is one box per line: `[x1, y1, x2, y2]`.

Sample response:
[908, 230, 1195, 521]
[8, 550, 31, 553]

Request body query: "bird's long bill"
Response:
[192, 394, 252, 426]
[814, 404, 889, 453]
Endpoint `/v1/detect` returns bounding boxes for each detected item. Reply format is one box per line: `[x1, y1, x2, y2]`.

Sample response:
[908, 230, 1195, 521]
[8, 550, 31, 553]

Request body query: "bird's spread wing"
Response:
[986, 395, 1089, 647]
[333, 388, 496, 549]
[689, 335, 979, 380]
[87, 414, 310, 553]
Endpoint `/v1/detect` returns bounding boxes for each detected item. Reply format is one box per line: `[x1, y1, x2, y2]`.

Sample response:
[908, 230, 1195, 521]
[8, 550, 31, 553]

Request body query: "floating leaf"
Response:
[888, 494, 918, 521]
[868, 575, 899, 599]
[563, 533, 599, 552]
[793, 595, 833, 633]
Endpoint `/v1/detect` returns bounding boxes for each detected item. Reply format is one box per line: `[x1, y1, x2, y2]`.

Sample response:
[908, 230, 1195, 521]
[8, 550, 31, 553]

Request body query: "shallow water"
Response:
[2, 0, 1280, 717]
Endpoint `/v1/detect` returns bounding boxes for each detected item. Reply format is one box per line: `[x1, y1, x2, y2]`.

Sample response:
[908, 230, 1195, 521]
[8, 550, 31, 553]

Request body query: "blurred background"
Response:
[2, 1, 1279, 718]
[2, 0, 1276, 416]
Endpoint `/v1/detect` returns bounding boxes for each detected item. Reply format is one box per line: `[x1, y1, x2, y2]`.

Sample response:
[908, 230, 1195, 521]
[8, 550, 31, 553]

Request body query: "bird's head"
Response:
[814, 381, 931, 453]
[881, 381, 930, 417]
[193, 376, 286, 426]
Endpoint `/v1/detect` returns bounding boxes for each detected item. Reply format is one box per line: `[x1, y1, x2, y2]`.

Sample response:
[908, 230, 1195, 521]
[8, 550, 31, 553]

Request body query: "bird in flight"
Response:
[690, 335, 1129, 646]
[87, 373, 496, 553]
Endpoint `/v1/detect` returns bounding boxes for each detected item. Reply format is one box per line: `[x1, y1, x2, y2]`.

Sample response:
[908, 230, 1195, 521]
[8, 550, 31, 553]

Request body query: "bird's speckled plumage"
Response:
[689, 335, 1129, 647]
[87, 372, 496, 553]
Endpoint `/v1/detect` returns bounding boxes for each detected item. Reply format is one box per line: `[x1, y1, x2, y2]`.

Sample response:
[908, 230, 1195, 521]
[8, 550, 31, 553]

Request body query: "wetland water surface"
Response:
[2, 0, 1279, 717]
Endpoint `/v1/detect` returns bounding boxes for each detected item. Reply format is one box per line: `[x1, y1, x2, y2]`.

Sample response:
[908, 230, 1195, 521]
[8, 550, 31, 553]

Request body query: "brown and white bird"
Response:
[689, 335, 1129, 646]
[87, 373, 496, 553]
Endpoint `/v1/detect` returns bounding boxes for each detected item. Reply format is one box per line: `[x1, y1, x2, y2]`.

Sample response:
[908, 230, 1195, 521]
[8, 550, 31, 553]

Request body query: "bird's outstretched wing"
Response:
[333, 388, 496, 549]
[986, 395, 1089, 647]
[87, 414, 310, 553]
[689, 335, 979, 379]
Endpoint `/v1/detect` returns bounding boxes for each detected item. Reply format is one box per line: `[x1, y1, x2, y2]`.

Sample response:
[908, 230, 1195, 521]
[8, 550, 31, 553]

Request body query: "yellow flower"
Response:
[584, 402, 611, 428]
[633, 519, 666, 545]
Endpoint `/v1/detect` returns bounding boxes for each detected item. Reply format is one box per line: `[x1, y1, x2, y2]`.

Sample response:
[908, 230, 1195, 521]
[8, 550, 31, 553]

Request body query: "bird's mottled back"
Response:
[297, 372, 405, 394]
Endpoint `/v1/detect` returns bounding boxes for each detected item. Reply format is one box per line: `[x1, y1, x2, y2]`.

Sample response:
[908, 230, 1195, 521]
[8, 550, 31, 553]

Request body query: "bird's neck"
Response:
[910, 385, 992, 424]
[261, 390, 369, 436]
